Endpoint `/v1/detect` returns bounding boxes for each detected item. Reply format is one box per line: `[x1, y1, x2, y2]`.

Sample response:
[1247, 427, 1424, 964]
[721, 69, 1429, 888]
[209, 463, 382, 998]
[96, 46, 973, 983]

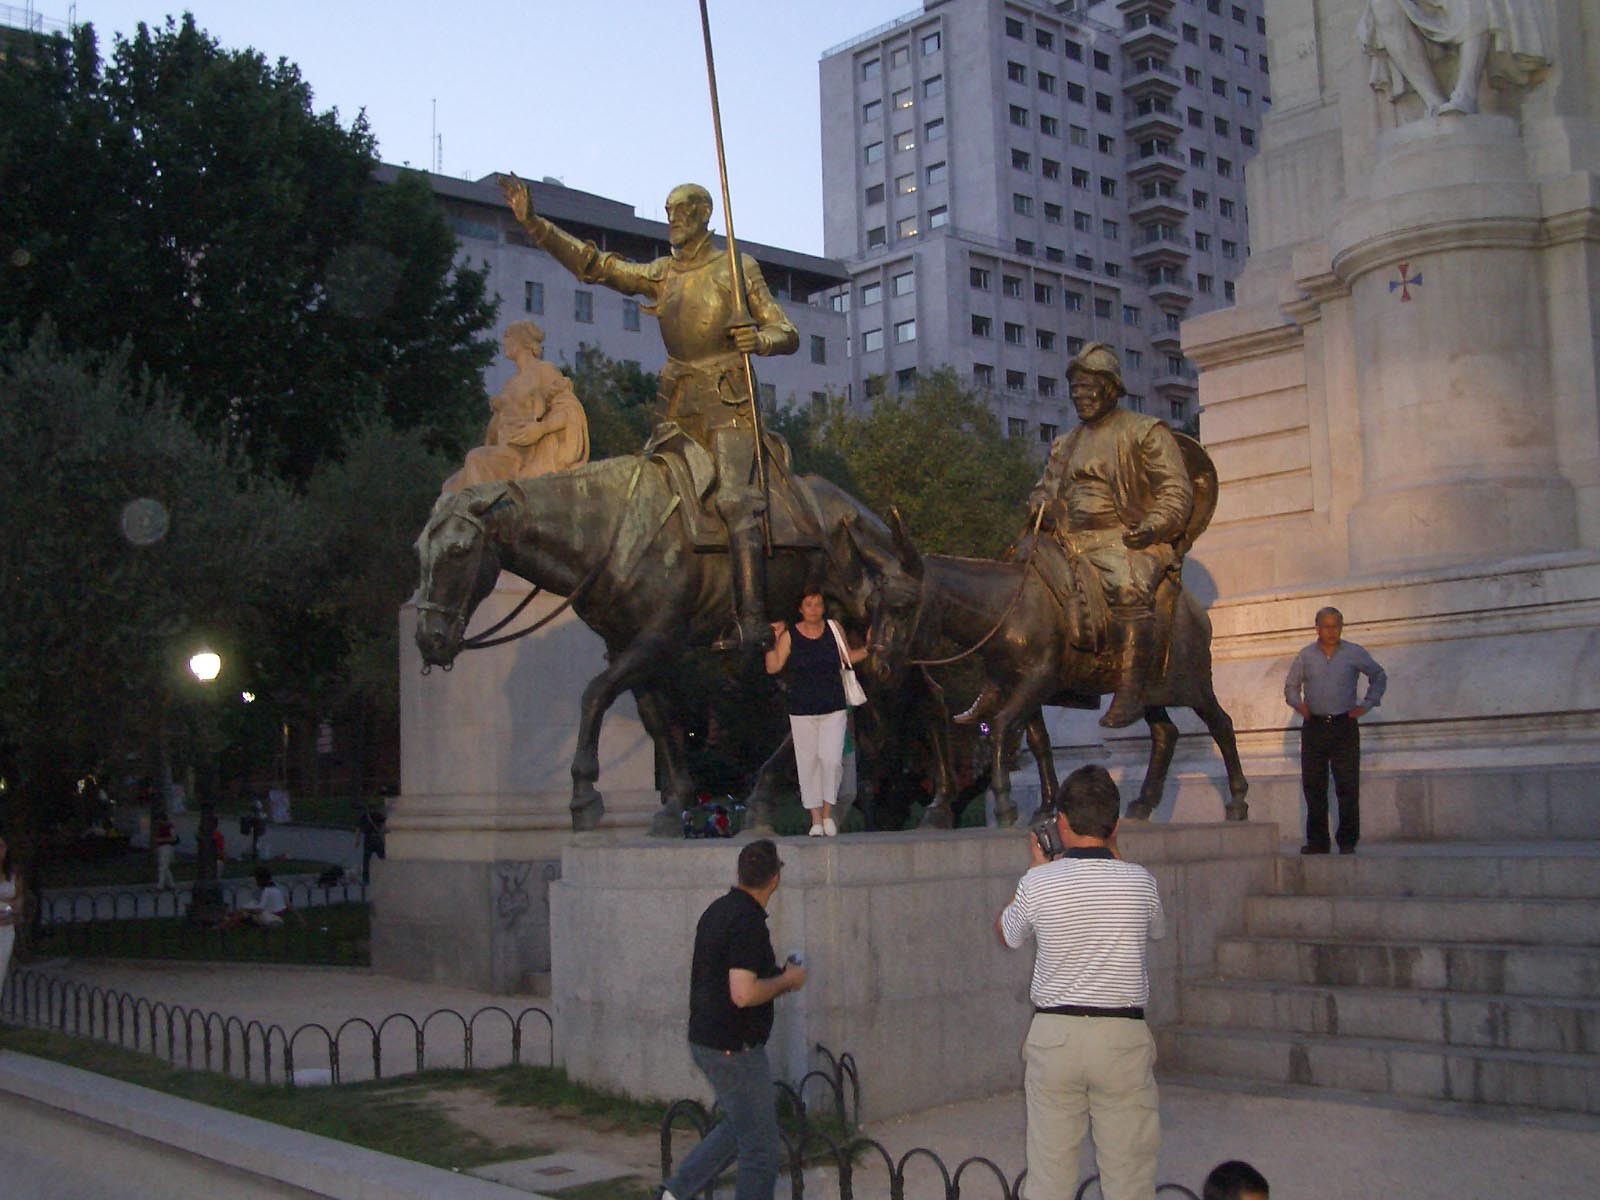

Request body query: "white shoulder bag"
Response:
[827, 619, 868, 707]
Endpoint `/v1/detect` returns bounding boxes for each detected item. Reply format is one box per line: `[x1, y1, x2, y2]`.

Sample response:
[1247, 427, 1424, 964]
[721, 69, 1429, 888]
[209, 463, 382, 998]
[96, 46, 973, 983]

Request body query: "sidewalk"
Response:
[9, 958, 1599, 1199]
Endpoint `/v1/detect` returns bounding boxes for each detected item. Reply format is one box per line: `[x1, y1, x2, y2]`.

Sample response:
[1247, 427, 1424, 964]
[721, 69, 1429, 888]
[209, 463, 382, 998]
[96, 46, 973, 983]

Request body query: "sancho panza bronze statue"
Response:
[501, 176, 799, 650]
[1027, 342, 1194, 728]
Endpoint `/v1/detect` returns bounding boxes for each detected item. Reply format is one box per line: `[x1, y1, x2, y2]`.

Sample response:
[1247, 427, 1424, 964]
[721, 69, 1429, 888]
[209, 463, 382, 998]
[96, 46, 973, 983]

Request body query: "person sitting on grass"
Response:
[219, 867, 288, 930]
[1203, 1160, 1270, 1200]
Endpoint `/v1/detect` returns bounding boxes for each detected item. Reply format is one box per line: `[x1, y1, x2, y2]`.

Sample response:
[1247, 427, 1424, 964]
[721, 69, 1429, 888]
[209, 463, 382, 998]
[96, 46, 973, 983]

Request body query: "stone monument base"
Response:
[550, 822, 1276, 1122]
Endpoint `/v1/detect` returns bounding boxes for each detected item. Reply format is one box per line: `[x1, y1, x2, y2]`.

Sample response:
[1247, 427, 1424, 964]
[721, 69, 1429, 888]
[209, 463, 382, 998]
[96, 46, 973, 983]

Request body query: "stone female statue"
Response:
[442, 319, 589, 493]
[1358, 0, 1552, 117]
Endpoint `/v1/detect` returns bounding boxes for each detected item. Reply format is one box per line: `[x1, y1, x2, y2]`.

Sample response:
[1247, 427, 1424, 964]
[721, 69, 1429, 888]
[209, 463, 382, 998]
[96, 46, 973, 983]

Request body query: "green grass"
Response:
[43, 854, 339, 889]
[35, 901, 371, 965]
[0, 1025, 539, 1169]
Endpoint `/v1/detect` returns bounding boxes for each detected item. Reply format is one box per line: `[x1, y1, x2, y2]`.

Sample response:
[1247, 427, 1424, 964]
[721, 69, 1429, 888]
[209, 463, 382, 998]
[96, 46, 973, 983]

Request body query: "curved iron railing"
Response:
[660, 1043, 1202, 1200]
[0, 965, 553, 1086]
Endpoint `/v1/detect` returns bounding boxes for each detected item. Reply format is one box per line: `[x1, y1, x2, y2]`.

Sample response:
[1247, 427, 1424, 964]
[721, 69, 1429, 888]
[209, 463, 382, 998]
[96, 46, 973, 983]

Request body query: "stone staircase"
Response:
[1157, 843, 1600, 1115]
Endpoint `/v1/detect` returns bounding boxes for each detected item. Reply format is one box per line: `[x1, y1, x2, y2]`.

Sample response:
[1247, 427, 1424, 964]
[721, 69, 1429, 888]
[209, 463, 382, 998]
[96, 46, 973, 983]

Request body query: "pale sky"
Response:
[62, 0, 923, 255]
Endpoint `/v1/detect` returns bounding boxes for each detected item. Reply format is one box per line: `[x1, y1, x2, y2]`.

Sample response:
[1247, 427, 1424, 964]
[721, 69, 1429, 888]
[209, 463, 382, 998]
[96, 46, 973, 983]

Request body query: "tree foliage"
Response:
[566, 343, 658, 460]
[0, 16, 496, 483]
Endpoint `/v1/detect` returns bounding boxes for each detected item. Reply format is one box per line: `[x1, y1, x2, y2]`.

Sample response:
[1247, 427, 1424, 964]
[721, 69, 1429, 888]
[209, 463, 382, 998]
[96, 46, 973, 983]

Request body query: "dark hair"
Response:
[799, 586, 827, 606]
[1056, 764, 1121, 839]
[737, 838, 783, 889]
[1203, 1160, 1269, 1200]
[1314, 606, 1343, 624]
[253, 866, 274, 889]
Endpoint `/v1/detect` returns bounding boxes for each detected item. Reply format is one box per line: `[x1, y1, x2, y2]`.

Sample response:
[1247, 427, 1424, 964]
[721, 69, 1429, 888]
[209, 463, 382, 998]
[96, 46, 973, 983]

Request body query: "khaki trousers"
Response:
[1022, 1013, 1160, 1200]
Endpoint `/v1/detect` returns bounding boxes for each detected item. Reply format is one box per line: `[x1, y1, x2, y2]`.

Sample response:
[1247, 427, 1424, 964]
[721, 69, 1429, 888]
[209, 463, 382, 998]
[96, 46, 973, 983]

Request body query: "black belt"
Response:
[1305, 713, 1351, 724]
[1034, 1004, 1145, 1020]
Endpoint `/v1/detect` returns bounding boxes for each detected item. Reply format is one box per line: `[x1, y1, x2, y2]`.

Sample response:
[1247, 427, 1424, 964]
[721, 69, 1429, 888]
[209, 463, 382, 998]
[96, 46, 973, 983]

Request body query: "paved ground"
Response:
[9, 958, 1599, 1200]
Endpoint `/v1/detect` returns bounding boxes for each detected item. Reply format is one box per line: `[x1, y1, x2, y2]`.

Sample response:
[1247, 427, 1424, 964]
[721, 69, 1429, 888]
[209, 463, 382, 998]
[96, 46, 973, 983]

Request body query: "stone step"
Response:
[1156, 1025, 1600, 1114]
[1277, 851, 1600, 900]
[1182, 978, 1600, 1055]
[1243, 894, 1600, 945]
[1214, 935, 1600, 999]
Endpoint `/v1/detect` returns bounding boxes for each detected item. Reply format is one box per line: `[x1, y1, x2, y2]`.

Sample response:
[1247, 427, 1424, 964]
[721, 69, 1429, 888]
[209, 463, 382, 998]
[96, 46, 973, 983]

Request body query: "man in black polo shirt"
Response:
[662, 839, 806, 1200]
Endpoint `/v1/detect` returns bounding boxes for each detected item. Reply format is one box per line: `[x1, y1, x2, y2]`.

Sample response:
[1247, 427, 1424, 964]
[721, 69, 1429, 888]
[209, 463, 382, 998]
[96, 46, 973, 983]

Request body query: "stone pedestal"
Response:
[374, 578, 662, 992]
[550, 823, 1277, 1121]
[1169, 0, 1600, 830]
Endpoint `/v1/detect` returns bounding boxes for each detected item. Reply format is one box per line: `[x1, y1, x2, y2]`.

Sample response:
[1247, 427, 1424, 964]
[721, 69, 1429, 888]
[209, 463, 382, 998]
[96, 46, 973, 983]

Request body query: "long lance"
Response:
[697, 0, 773, 555]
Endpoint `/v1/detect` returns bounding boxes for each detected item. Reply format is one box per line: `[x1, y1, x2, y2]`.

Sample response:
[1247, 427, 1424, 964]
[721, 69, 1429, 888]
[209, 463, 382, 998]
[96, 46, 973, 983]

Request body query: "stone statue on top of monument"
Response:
[499, 174, 798, 653]
[1358, 0, 1553, 118]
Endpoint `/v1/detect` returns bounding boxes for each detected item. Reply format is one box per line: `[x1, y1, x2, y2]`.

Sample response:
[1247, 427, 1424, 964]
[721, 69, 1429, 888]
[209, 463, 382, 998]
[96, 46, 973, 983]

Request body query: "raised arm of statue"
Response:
[500, 172, 662, 300]
[1358, 0, 1552, 118]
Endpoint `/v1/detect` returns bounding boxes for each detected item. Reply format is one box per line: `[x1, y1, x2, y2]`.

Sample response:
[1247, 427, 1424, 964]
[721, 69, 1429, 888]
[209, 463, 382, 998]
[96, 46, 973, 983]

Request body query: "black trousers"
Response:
[1300, 715, 1360, 849]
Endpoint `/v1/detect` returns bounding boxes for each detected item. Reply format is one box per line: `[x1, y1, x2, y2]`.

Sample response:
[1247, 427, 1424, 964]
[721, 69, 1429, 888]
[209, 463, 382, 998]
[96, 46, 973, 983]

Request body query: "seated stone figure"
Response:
[442, 320, 589, 493]
[1358, 0, 1552, 117]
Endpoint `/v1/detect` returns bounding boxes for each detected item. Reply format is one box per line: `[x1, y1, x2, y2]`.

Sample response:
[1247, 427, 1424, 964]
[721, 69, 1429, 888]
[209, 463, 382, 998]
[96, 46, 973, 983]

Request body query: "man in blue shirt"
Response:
[1284, 607, 1387, 855]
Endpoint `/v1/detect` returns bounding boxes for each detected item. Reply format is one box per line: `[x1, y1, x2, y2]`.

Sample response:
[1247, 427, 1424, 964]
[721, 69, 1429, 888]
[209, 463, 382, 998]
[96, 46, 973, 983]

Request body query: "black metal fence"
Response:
[661, 1045, 1201, 1200]
[31, 880, 371, 965]
[0, 965, 553, 1086]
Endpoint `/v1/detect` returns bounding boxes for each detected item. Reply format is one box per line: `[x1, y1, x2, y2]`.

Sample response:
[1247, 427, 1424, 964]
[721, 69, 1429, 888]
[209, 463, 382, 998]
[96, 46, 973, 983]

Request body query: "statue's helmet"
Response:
[1066, 341, 1126, 397]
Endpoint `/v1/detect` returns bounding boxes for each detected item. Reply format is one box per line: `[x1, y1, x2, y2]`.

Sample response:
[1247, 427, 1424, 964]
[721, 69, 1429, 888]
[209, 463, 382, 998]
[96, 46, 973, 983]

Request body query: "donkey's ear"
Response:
[465, 483, 511, 517]
[887, 506, 923, 579]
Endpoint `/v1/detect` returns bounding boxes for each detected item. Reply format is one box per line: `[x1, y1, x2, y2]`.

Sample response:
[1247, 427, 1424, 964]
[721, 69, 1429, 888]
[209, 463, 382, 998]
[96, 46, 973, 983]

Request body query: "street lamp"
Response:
[188, 647, 226, 924]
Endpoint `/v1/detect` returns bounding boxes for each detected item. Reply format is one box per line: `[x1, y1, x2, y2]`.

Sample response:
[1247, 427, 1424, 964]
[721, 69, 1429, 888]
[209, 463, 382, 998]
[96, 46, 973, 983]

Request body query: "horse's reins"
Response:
[427, 461, 677, 662]
[906, 505, 1045, 669]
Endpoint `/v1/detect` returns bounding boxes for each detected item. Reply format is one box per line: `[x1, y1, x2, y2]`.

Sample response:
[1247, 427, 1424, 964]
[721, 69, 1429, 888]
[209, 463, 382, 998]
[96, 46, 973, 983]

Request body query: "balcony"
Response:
[1123, 103, 1184, 141]
[1120, 16, 1178, 57]
[1125, 146, 1187, 184]
[1121, 60, 1182, 99]
[1131, 230, 1192, 267]
[1151, 324, 1184, 351]
[1129, 185, 1189, 222]
[1153, 364, 1199, 392]
[1146, 273, 1195, 305]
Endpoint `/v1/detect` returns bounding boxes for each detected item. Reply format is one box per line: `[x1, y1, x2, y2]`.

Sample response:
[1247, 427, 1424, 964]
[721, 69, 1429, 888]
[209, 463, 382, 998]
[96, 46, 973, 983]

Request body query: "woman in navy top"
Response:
[765, 588, 867, 836]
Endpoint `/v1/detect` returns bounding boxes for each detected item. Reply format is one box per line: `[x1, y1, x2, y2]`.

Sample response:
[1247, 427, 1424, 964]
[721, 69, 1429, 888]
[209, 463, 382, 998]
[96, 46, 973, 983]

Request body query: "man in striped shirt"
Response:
[998, 765, 1166, 1200]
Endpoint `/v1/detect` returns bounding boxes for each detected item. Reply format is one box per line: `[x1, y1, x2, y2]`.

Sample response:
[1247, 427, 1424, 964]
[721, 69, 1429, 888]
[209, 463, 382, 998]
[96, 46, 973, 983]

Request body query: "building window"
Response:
[1105, 262, 1121, 278]
[1016, 237, 1035, 255]
[1123, 304, 1142, 327]
[1215, 116, 1231, 136]
[1003, 275, 1023, 298]
[1186, 66, 1203, 86]
[861, 282, 882, 306]
[922, 31, 941, 55]
[1096, 91, 1114, 114]
[1012, 148, 1032, 171]
[971, 314, 993, 337]
[865, 141, 884, 164]
[1171, 399, 1186, 421]
[1008, 61, 1027, 84]
[1040, 115, 1059, 136]
[1209, 33, 1224, 53]
[1100, 177, 1117, 198]
[894, 318, 917, 343]
[892, 87, 912, 110]
[1009, 105, 1029, 128]
[1093, 49, 1111, 71]
[1042, 158, 1061, 180]
[1038, 71, 1056, 95]
[1013, 193, 1034, 216]
[524, 280, 543, 314]
[897, 215, 919, 239]
[1071, 168, 1090, 189]
[574, 290, 593, 323]
[1127, 392, 1145, 413]
[1065, 38, 1083, 61]
[1184, 22, 1198, 43]
[1039, 421, 1058, 442]
[810, 335, 826, 364]
[1218, 158, 1233, 178]
[1036, 328, 1056, 350]
[865, 183, 885, 205]
[1075, 251, 1095, 270]
[1127, 348, 1143, 368]
[895, 128, 916, 153]
[1008, 416, 1027, 437]
[896, 367, 917, 392]
[897, 172, 916, 194]
[1195, 231, 1212, 250]
[1197, 273, 1214, 294]
[893, 270, 915, 296]
[1064, 291, 1083, 312]
[1044, 202, 1063, 224]
[760, 382, 777, 406]
[622, 299, 640, 330]
[1006, 369, 1027, 391]
[1221, 239, 1238, 259]
[1004, 322, 1025, 345]
[863, 99, 882, 123]
[862, 57, 881, 80]
[1212, 77, 1228, 97]
[1241, 126, 1256, 147]
[1038, 376, 1057, 396]
[1238, 86, 1253, 107]
[1005, 16, 1024, 38]
[1103, 219, 1119, 240]
[1190, 148, 1208, 167]
[867, 225, 887, 247]
[890, 44, 910, 68]
[925, 118, 945, 141]
[1193, 189, 1210, 211]
[1073, 210, 1092, 232]
[863, 327, 884, 352]
[1235, 43, 1250, 65]
[1068, 81, 1086, 104]
[974, 363, 995, 387]
[970, 266, 992, 290]
[1225, 279, 1236, 301]
[929, 206, 948, 228]
[830, 292, 849, 313]
[1220, 197, 1237, 218]
[1045, 246, 1064, 263]
[1036, 28, 1054, 50]
[1094, 297, 1113, 319]
[923, 75, 944, 99]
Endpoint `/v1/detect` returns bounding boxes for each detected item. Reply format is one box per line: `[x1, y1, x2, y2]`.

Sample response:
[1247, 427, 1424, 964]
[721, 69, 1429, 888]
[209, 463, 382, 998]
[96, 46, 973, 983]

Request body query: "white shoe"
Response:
[808, 824, 825, 837]
[823, 818, 838, 837]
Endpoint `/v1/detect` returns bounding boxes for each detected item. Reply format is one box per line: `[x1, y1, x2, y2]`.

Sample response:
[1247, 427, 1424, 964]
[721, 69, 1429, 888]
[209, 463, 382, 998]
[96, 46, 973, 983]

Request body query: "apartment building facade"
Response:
[819, 0, 1267, 444]
[394, 167, 853, 407]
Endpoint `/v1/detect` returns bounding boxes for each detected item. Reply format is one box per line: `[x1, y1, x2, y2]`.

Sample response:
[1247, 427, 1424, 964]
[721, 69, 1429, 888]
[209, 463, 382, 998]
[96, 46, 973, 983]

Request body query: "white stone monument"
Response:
[1150, 0, 1600, 835]
[377, 580, 662, 991]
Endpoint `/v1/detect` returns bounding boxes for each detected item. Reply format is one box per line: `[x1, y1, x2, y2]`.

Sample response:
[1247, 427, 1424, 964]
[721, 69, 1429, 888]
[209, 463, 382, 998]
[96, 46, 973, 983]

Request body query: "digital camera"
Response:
[1030, 805, 1066, 861]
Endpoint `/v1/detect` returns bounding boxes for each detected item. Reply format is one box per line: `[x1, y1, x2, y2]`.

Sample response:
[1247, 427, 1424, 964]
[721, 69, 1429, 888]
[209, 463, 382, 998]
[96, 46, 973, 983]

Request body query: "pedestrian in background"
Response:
[153, 813, 178, 891]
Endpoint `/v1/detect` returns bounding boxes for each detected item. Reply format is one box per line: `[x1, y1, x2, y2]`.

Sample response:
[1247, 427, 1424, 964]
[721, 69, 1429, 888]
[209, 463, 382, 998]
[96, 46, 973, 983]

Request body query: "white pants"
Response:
[155, 844, 175, 889]
[789, 710, 848, 811]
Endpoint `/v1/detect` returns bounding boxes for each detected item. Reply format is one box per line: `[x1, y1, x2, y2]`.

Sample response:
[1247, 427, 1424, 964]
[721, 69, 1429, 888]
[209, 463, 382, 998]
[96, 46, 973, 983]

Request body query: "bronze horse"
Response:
[857, 514, 1249, 826]
[412, 454, 900, 833]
